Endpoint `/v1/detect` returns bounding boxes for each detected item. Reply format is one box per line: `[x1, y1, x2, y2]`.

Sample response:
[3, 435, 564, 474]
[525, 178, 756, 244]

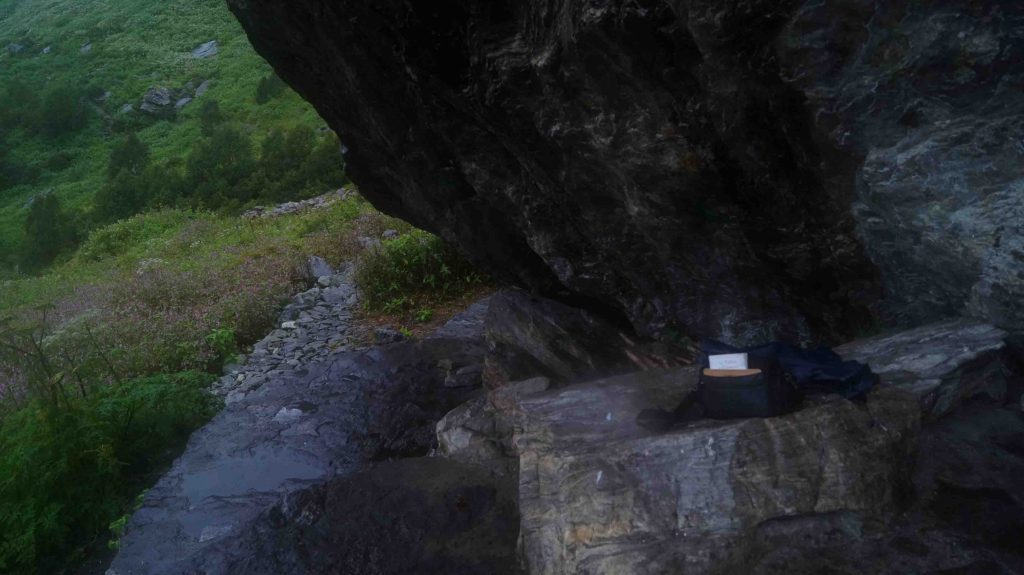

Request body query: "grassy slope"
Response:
[0, 201, 362, 317]
[0, 0, 322, 265]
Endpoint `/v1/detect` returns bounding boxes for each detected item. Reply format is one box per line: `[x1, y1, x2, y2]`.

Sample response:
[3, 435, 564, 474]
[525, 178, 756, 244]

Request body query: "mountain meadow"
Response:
[0, 1, 486, 573]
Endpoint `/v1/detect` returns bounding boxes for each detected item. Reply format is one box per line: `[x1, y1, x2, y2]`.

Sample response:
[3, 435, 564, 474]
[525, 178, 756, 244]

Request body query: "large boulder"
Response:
[227, 0, 1024, 343]
[436, 376, 552, 476]
[139, 86, 175, 116]
[434, 320, 1024, 573]
[512, 369, 920, 574]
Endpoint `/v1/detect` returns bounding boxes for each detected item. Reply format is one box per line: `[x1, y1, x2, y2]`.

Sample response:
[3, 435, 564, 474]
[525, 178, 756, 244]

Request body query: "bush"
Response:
[0, 371, 220, 575]
[250, 127, 347, 203]
[22, 192, 78, 269]
[0, 138, 40, 191]
[255, 73, 286, 104]
[197, 100, 223, 137]
[355, 230, 486, 313]
[107, 133, 150, 179]
[94, 172, 149, 223]
[0, 79, 35, 130]
[35, 83, 90, 138]
[78, 210, 194, 261]
[185, 125, 256, 204]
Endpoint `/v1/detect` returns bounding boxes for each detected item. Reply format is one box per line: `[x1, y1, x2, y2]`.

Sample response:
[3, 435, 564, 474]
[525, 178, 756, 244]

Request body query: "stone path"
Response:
[107, 265, 491, 575]
[211, 263, 368, 404]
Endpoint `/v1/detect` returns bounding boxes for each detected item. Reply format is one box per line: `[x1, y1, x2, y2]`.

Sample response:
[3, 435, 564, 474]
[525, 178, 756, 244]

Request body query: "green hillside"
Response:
[0, 0, 341, 272]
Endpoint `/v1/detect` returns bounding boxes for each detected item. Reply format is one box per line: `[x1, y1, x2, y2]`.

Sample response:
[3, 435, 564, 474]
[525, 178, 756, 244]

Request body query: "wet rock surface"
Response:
[205, 458, 520, 575]
[107, 270, 495, 574]
[228, 0, 1024, 343]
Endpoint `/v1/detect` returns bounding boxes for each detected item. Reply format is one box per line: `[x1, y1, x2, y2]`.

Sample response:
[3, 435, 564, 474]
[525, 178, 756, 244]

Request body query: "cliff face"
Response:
[229, 0, 1024, 343]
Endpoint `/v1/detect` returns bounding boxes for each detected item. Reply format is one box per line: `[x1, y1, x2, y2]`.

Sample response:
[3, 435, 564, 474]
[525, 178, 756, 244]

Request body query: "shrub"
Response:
[252, 127, 348, 203]
[255, 73, 286, 104]
[107, 133, 151, 179]
[94, 172, 149, 223]
[22, 192, 77, 269]
[355, 230, 486, 313]
[78, 210, 194, 261]
[0, 371, 220, 575]
[35, 83, 89, 137]
[43, 150, 75, 173]
[185, 125, 256, 204]
[259, 125, 312, 182]
[0, 79, 35, 130]
[197, 100, 223, 137]
[205, 327, 237, 364]
[0, 142, 39, 191]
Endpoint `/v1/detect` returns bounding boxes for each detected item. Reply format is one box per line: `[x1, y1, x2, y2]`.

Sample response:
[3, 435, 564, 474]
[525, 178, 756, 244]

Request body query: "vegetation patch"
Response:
[0, 0, 345, 272]
[0, 371, 219, 575]
[355, 230, 488, 322]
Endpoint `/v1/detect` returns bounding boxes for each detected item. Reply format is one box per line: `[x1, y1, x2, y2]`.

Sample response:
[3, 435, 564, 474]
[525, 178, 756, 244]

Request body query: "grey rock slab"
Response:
[194, 79, 212, 97]
[191, 40, 218, 59]
[836, 320, 1010, 418]
[482, 289, 690, 388]
[140, 87, 174, 115]
[306, 255, 333, 278]
[437, 376, 551, 476]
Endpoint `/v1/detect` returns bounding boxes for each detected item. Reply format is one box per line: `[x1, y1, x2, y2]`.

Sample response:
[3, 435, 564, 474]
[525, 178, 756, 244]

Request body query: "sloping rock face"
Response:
[482, 289, 693, 388]
[228, 0, 1024, 343]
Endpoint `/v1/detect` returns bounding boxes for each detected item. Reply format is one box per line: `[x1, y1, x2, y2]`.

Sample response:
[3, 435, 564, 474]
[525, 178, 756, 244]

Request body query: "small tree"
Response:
[197, 100, 223, 137]
[22, 192, 74, 268]
[94, 173, 146, 223]
[255, 73, 286, 104]
[0, 79, 35, 129]
[36, 83, 89, 137]
[259, 125, 313, 182]
[186, 125, 256, 205]
[107, 132, 151, 179]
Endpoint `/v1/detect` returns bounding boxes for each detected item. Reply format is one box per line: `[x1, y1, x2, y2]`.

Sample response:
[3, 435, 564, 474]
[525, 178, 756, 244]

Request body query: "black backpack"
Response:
[636, 356, 801, 432]
[698, 357, 800, 419]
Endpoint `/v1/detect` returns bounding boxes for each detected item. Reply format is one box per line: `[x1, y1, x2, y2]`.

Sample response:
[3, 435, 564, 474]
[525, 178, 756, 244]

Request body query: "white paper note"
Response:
[708, 353, 748, 370]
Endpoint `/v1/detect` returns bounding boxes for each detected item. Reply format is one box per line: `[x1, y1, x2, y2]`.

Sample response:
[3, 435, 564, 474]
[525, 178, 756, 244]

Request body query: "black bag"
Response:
[698, 358, 800, 419]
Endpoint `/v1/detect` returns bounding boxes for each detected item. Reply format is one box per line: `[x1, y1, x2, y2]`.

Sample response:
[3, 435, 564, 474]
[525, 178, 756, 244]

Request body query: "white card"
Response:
[708, 353, 748, 370]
